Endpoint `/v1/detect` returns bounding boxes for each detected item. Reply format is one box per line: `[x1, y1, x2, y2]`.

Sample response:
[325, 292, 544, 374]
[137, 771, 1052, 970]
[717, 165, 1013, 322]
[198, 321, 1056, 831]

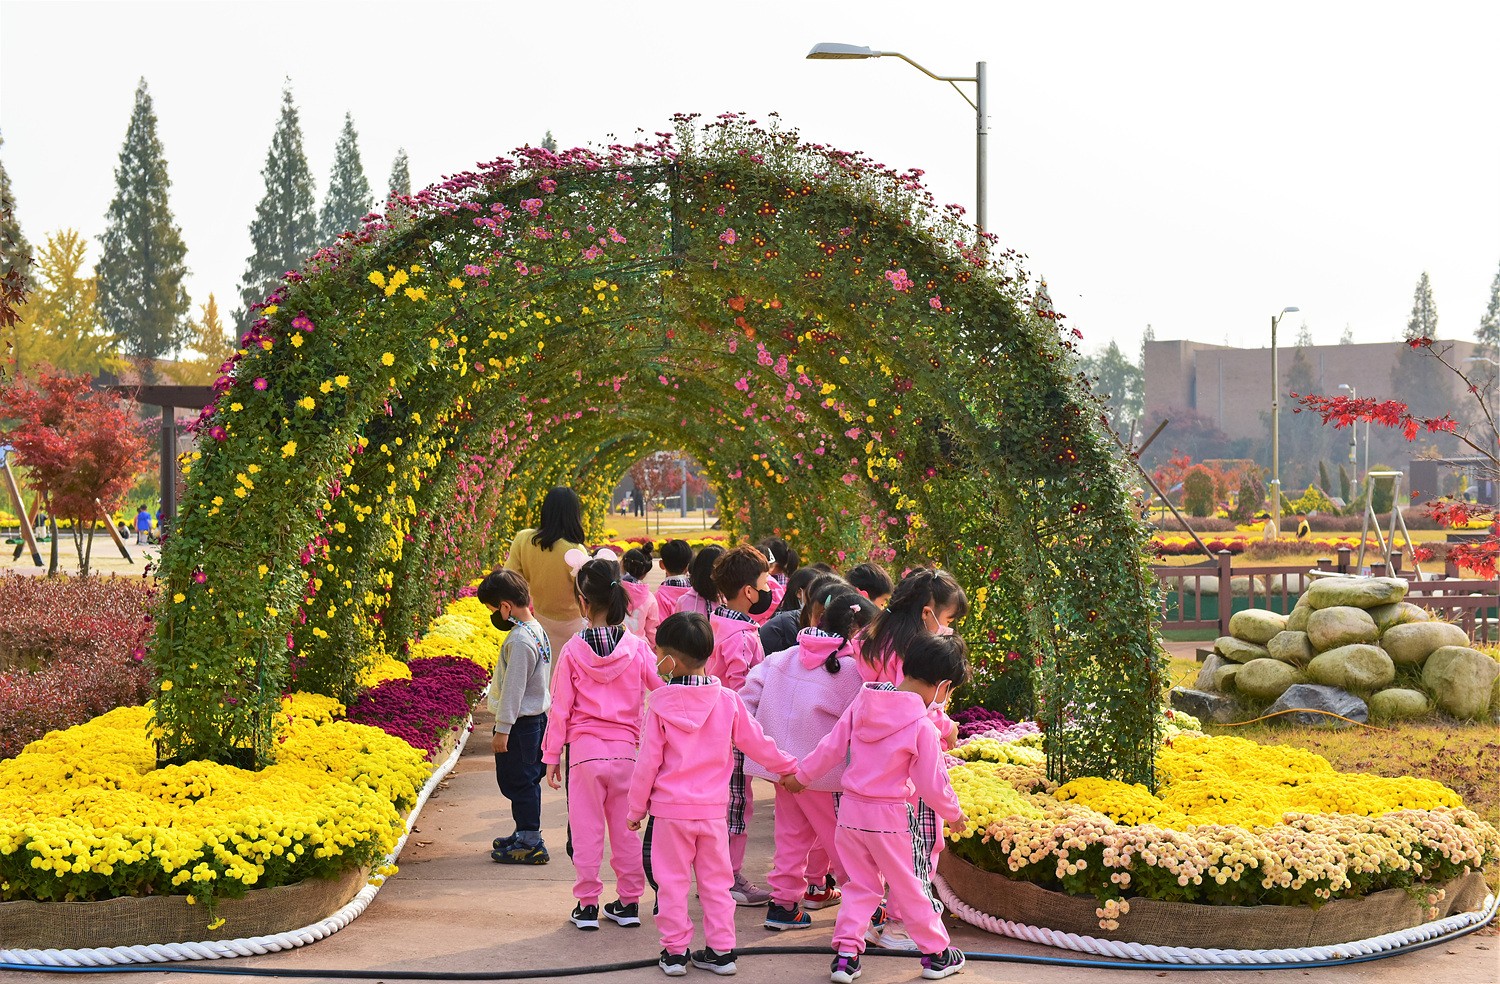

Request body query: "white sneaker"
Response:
[878, 918, 918, 951]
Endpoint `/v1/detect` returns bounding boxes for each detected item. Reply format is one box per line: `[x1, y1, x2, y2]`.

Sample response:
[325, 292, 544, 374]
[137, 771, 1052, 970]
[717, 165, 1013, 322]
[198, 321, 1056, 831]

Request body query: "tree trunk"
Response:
[47, 512, 58, 577]
[80, 519, 96, 576]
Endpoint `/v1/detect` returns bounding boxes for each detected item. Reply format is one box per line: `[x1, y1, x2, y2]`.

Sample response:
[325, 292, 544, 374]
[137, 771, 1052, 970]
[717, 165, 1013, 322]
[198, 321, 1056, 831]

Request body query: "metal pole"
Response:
[160, 406, 177, 528]
[679, 457, 687, 518]
[975, 60, 987, 240]
[1270, 315, 1281, 538]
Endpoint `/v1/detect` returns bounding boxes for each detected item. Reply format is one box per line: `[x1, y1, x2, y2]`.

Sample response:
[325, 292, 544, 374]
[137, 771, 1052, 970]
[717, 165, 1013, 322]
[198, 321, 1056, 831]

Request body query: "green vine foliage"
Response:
[150, 114, 1164, 785]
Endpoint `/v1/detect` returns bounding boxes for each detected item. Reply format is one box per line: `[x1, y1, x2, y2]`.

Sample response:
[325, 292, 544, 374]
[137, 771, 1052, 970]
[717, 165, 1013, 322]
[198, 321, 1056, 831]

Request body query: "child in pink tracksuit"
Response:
[653, 539, 695, 619]
[854, 567, 968, 950]
[742, 588, 873, 931]
[621, 547, 661, 648]
[786, 633, 971, 983]
[708, 544, 775, 904]
[670, 544, 723, 619]
[627, 612, 798, 977]
[542, 557, 663, 931]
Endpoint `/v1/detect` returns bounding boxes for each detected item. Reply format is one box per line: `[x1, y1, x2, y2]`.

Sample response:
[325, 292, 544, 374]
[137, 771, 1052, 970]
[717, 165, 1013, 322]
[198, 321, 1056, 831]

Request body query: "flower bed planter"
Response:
[938, 852, 1491, 950]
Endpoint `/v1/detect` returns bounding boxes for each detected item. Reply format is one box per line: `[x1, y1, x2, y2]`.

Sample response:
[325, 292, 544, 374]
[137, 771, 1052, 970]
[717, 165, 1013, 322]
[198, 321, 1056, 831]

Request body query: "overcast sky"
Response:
[2, 0, 1497, 359]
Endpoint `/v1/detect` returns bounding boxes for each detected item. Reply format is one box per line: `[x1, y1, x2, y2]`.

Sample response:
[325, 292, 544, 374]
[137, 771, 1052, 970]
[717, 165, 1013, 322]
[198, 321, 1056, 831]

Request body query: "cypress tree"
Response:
[1318, 459, 1331, 495]
[1392, 272, 1449, 422]
[1479, 260, 1500, 359]
[0, 132, 34, 299]
[95, 78, 191, 379]
[542, 130, 558, 152]
[316, 113, 373, 245]
[237, 85, 317, 325]
[388, 148, 410, 199]
[1338, 463, 1351, 503]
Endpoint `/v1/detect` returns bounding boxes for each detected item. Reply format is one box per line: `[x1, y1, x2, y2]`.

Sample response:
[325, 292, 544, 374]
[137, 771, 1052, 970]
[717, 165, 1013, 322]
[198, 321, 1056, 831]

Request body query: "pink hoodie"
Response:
[741, 630, 863, 790]
[796, 684, 962, 830]
[542, 629, 663, 765]
[621, 580, 660, 648]
[627, 680, 797, 822]
[655, 582, 696, 620]
[857, 647, 959, 748]
[707, 611, 764, 692]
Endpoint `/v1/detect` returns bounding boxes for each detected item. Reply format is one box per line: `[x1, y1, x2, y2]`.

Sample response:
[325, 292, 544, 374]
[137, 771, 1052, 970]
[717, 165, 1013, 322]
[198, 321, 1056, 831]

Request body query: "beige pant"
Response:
[534, 611, 583, 693]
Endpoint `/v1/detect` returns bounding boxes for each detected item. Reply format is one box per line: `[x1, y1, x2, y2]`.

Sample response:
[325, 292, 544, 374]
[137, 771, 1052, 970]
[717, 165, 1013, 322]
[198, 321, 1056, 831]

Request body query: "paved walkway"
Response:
[12, 701, 1495, 984]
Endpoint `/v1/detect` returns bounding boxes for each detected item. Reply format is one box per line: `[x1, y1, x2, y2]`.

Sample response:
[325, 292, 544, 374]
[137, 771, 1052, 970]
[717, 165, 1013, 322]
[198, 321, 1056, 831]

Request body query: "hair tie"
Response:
[611, 579, 619, 587]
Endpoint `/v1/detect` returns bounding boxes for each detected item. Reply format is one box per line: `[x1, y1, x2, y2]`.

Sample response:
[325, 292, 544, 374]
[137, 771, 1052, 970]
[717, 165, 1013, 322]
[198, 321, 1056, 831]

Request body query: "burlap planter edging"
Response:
[938, 852, 1493, 951]
[0, 714, 473, 953]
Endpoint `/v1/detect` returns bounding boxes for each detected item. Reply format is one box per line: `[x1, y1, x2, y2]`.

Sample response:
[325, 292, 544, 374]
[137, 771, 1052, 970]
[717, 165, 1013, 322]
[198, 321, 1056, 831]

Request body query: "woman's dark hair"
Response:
[622, 546, 653, 579]
[814, 588, 877, 674]
[777, 566, 822, 613]
[846, 562, 894, 602]
[759, 537, 799, 574]
[532, 486, 587, 550]
[688, 544, 726, 605]
[901, 633, 971, 688]
[858, 567, 969, 676]
[659, 539, 693, 573]
[575, 557, 629, 625]
[477, 568, 531, 609]
[657, 611, 714, 665]
[799, 572, 850, 630]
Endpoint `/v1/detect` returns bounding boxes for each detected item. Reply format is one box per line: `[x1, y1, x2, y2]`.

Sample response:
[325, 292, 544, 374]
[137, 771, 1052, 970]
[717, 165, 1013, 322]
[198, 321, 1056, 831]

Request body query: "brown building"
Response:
[1144, 338, 1481, 443]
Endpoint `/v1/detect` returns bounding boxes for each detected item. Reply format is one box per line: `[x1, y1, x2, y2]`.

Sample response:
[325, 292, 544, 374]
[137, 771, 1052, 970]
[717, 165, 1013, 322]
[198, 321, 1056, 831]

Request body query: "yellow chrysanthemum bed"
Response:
[946, 729, 1499, 917]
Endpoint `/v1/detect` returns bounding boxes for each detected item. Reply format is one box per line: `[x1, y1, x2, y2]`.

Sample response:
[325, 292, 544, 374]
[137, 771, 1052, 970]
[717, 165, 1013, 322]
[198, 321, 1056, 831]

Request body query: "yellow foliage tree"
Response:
[3, 230, 123, 380]
[164, 294, 234, 384]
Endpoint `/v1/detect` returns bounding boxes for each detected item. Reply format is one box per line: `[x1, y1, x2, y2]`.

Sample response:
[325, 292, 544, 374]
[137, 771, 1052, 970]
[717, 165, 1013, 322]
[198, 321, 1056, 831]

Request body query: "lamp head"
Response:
[1282, 306, 1300, 314]
[807, 42, 877, 60]
[1338, 383, 1353, 393]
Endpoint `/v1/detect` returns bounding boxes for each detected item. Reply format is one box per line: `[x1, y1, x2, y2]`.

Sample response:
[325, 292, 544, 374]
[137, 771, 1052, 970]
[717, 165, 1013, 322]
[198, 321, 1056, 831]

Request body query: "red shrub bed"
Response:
[0, 574, 155, 759]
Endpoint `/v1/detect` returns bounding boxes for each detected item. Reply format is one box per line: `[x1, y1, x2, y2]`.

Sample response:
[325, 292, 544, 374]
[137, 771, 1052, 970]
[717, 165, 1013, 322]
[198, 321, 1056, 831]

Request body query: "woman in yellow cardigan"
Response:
[505, 486, 589, 666]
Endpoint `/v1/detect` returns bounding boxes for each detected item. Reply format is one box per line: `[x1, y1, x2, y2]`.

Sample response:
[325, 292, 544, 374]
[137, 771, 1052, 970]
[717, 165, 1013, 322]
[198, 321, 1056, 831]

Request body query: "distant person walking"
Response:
[632, 487, 645, 518]
[505, 487, 590, 664]
[134, 504, 152, 545]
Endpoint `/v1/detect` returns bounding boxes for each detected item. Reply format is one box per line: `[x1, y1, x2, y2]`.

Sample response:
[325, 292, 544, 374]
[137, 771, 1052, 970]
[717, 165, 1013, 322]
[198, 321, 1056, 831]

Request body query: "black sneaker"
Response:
[764, 901, 812, 930]
[491, 833, 517, 851]
[690, 946, 738, 975]
[604, 899, 640, 926]
[491, 842, 549, 865]
[570, 902, 600, 930]
[659, 949, 689, 977]
[829, 952, 862, 984]
[920, 947, 966, 979]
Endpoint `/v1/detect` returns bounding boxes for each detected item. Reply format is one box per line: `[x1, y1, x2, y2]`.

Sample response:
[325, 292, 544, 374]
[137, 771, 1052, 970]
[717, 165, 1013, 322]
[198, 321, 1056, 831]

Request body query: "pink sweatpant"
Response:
[768, 788, 844, 907]
[652, 816, 737, 954]
[568, 756, 644, 906]
[830, 824, 949, 956]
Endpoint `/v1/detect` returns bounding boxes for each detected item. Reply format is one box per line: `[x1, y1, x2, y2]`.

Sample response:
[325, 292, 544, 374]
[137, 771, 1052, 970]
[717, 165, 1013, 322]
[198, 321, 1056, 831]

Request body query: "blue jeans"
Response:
[494, 713, 546, 838]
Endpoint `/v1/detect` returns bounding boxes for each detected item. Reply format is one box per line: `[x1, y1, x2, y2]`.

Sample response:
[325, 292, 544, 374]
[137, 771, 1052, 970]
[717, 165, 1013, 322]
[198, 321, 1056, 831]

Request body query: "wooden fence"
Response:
[1154, 548, 1499, 643]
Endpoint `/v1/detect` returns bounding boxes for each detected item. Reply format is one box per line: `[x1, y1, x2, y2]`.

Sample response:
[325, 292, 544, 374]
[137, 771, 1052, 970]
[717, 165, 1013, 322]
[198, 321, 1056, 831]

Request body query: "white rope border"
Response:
[0, 716, 476, 968]
[934, 872, 1500, 964]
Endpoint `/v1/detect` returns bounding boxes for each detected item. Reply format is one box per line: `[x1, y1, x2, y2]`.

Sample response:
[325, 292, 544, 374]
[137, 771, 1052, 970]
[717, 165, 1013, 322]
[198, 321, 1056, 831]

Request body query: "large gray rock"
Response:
[1306, 606, 1379, 651]
[1235, 658, 1307, 701]
[1213, 663, 1243, 693]
[1266, 630, 1316, 666]
[1266, 684, 1369, 728]
[1215, 636, 1270, 664]
[1169, 687, 1240, 724]
[1381, 621, 1470, 666]
[1304, 576, 1408, 610]
[1195, 653, 1231, 691]
[1306, 644, 1397, 692]
[1286, 604, 1312, 633]
[1368, 688, 1432, 722]
[1369, 601, 1429, 633]
[1422, 646, 1500, 720]
[1230, 609, 1287, 645]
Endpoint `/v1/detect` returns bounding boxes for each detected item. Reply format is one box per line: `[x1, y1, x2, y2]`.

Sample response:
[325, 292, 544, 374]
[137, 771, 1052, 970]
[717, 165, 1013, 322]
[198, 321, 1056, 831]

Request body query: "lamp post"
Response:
[806, 43, 987, 239]
[1337, 383, 1368, 505]
[1270, 306, 1300, 538]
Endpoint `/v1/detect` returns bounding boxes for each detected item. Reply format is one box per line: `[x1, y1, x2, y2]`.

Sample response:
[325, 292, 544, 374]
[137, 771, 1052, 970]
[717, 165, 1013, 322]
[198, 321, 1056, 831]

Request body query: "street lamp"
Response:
[1270, 306, 1300, 539]
[806, 42, 987, 239]
[1337, 383, 1368, 502]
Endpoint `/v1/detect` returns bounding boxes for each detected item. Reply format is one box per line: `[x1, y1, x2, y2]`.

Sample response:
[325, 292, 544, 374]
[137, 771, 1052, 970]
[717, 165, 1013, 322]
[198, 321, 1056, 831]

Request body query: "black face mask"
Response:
[491, 609, 516, 632]
[748, 587, 773, 616]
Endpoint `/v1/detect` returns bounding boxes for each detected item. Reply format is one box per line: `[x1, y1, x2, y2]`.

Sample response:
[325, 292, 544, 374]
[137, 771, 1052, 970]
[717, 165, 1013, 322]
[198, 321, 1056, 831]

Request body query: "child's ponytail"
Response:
[621, 547, 653, 581]
[858, 567, 969, 675]
[576, 558, 629, 626]
[816, 588, 877, 674]
[688, 544, 726, 605]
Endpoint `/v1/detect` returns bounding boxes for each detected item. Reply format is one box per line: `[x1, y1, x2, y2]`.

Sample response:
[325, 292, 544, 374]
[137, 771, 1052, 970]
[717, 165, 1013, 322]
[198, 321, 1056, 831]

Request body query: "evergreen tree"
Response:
[95, 78, 190, 379]
[1338, 463, 1352, 502]
[1318, 459, 1331, 495]
[0, 132, 34, 297]
[1282, 335, 1327, 489]
[1478, 260, 1500, 359]
[1140, 322, 1155, 370]
[317, 113, 373, 245]
[388, 148, 411, 199]
[11, 230, 121, 379]
[1080, 339, 1143, 440]
[1404, 271, 1439, 342]
[237, 85, 317, 326]
[542, 130, 558, 152]
[1392, 271, 1450, 423]
[1339, 323, 1355, 345]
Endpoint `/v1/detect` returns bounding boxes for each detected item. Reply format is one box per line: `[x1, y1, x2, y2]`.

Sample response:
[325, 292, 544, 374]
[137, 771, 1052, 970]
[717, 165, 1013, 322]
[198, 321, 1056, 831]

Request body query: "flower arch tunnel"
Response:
[153, 115, 1163, 785]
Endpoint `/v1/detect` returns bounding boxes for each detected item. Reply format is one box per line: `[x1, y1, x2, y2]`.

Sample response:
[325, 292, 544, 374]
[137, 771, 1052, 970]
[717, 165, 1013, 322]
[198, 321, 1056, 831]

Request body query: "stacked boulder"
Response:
[1181, 576, 1500, 726]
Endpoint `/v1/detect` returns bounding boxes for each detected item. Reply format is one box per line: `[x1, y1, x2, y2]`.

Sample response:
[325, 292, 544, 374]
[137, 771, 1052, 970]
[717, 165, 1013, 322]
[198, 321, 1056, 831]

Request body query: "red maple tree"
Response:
[0, 371, 150, 575]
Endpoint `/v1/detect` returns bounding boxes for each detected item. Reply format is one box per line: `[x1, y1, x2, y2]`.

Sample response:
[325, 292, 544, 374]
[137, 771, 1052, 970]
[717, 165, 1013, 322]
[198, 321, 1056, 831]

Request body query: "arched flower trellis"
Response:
[152, 114, 1163, 785]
